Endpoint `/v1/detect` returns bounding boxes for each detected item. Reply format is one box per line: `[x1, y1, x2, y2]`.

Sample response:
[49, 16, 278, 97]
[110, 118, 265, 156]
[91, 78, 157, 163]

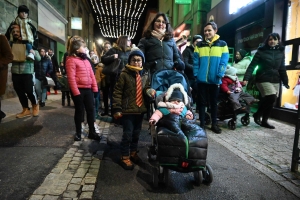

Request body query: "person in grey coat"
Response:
[138, 12, 185, 75]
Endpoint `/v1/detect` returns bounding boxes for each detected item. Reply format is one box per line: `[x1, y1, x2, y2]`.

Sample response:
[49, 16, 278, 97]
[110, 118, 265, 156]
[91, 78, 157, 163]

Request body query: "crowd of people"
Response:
[0, 6, 290, 170]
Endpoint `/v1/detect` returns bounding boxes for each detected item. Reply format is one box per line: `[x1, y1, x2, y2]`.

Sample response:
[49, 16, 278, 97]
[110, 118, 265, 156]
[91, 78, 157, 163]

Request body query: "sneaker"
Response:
[94, 123, 101, 135]
[74, 133, 81, 141]
[54, 90, 58, 95]
[211, 124, 222, 134]
[16, 108, 31, 118]
[120, 156, 134, 170]
[130, 151, 141, 164]
[39, 102, 45, 107]
[26, 53, 35, 61]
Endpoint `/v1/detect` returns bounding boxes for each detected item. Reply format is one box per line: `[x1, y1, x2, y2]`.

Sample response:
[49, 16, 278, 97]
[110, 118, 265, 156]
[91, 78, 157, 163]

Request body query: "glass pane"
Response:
[286, 0, 300, 40]
[281, 70, 300, 110]
[285, 44, 293, 66]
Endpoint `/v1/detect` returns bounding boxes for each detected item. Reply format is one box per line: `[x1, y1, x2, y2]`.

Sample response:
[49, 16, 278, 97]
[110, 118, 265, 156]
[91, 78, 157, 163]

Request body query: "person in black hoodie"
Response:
[182, 34, 202, 106]
[243, 33, 289, 129]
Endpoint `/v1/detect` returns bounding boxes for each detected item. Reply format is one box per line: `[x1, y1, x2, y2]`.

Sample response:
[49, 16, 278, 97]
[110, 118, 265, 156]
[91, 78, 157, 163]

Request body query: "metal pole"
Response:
[291, 87, 300, 172]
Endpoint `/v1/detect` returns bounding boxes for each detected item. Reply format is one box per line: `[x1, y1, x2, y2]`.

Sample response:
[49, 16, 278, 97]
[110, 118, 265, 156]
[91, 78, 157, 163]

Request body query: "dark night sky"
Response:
[90, 0, 158, 46]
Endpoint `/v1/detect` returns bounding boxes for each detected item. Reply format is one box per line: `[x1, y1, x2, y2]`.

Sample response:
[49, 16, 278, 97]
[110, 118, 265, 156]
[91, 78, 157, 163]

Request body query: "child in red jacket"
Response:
[220, 66, 258, 112]
[66, 35, 101, 141]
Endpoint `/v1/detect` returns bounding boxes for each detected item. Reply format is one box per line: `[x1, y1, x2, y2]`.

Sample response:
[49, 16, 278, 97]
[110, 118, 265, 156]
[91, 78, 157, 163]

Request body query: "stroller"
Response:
[205, 91, 251, 130]
[147, 69, 213, 187]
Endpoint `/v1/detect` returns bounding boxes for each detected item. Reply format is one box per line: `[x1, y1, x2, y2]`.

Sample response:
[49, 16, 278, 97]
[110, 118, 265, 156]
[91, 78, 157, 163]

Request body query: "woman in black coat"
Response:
[138, 12, 184, 75]
[243, 33, 289, 129]
[101, 35, 131, 116]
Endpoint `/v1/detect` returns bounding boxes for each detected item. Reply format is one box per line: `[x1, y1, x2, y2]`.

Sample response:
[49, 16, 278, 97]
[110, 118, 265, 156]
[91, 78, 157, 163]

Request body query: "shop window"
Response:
[281, 70, 300, 110]
[285, 44, 293, 65]
[286, 0, 300, 41]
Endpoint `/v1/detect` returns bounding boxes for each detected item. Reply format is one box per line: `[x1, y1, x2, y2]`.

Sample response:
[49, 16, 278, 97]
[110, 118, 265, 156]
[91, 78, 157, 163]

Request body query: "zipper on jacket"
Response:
[206, 46, 212, 82]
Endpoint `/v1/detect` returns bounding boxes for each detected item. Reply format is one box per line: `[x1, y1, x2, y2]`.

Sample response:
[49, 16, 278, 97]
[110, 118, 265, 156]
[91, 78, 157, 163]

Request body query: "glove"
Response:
[146, 88, 156, 98]
[113, 112, 122, 119]
[173, 61, 185, 71]
[284, 84, 290, 89]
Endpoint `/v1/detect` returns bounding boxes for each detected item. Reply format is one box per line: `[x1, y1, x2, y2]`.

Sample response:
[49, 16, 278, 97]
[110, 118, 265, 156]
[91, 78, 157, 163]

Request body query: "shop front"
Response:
[208, 0, 300, 124]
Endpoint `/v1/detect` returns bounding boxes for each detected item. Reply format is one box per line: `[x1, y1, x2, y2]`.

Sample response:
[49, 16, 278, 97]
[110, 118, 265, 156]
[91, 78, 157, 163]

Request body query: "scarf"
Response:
[125, 64, 143, 72]
[75, 52, 88, 60]
[151, 30, 166, 41]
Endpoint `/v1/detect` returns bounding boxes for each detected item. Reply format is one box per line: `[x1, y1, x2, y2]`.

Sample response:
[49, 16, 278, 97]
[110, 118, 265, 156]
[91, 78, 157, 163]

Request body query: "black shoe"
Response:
[101, 112, 109, 116]
[74, 134, 81, 141]
[40, 102, 45, 107]
[253, 113, 261, 125]
[88, 132, 102, 141]
[0, 110, 6, 123]
[260, 122, 275, 129]
[211, 124, 222, 134]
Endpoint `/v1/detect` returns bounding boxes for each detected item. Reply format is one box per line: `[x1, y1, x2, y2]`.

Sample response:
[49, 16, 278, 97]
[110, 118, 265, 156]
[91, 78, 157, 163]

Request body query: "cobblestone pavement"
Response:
[27, 119, 111, 200]
[208, 117, 300, 198]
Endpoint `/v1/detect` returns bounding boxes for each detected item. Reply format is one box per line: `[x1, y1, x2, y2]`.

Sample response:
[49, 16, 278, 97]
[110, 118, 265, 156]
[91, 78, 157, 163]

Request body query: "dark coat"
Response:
[182, 45, 195, 80]
[138, 36, 184, 74]
[112, 67, 147, 115]
[101, 45, 131, 75]
[34, 55, 53, 81]
[243, 45, 288, 85]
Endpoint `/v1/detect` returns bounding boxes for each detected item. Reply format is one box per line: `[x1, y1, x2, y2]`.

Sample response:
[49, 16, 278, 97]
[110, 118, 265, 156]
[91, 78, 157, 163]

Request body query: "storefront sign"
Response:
[175, 0, 191, 4]
[71, 17, 82, 30]
[229, 0, 259, 14]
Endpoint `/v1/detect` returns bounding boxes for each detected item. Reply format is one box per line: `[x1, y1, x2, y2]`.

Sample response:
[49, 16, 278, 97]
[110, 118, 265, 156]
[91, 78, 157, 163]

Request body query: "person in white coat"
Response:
[232, 49, 251, 81]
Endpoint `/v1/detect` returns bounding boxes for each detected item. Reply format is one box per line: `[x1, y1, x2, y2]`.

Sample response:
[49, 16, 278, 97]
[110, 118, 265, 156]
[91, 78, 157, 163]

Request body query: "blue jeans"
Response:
[94, 90, 100, 118]
[26, 43, 33, 54]
[120, 114, 144, 156]
[35, 79, 47, 102]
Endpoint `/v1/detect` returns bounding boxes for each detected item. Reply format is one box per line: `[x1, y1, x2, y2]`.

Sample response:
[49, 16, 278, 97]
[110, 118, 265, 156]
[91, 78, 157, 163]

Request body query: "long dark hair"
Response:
[143, 12, 173, 40]
[116, 35, 129, 52]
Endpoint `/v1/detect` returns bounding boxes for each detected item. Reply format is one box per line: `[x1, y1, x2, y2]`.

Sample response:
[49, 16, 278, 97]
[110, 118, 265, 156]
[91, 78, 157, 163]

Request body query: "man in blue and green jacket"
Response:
[193, 21, 229, 134]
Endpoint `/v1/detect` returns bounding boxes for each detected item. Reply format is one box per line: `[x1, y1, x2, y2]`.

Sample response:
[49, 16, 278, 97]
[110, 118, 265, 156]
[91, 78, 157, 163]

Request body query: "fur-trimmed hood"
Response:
[165, 83, 189, 105]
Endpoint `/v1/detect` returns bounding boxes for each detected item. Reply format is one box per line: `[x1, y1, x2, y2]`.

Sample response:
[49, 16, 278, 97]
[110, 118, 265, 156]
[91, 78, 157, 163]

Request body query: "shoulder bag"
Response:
[102, 58, 121, 76]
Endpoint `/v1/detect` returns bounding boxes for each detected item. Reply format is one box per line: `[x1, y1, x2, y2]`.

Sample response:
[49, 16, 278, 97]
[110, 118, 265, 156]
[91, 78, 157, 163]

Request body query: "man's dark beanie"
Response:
[238, 49, 247, 59]
[18, 5, 29, 15]
[192, 35, 202, 43]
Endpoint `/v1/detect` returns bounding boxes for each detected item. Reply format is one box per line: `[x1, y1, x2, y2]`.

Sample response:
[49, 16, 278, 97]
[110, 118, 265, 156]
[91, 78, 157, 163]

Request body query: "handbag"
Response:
[43, 76, 55, 87]
[102, 58, 121, 75]
[11, 43, 26, 62]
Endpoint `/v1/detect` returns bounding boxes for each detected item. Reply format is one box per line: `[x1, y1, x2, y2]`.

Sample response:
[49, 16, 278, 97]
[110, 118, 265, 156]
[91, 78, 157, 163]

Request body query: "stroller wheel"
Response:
[202, 164, 213, 185]
[228, 120, 236, 130]
[158, 167, 169, 185]
[152, 167, 159, 188]
[241, 116, 250, 126]
[193, 170, 203, 186]
[205, 112, 211, 125]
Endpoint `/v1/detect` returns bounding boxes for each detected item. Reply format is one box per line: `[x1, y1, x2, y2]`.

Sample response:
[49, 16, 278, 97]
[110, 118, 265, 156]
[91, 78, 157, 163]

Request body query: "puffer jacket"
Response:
[243, 45, 288, 85]
[112, 67, 147, 114]
[101, 44, 131, 75]
[34, 55, 53, 81]
[233, 56, 251, 81]
[66, 56, 98, 96]
[11, 50, 40, 74]
[182, 45, 195, 80]
[193, 34, 229, 84]
[138, 36, 184, 74]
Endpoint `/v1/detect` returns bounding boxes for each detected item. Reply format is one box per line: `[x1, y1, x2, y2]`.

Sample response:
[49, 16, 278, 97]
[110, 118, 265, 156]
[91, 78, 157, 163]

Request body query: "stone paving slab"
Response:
[207, 117, 300, 198]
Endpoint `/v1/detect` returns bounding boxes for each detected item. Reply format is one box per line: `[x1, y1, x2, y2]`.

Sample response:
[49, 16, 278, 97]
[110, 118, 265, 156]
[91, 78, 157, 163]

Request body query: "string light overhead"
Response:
[90, 0, 148, 39]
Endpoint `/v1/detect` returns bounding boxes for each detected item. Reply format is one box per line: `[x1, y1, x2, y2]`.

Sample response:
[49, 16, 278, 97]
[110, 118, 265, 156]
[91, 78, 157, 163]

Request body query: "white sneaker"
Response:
[94, 123, 101, 135]
[27, 53, 35, 61]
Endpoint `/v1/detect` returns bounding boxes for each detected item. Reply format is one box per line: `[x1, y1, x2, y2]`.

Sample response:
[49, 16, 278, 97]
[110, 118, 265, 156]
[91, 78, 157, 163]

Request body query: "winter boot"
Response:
[32, 104, 39, 117]
[260, 95, 276, 129]
[120, 156, 134, 170]
[16, 108, 31, 118]
[130, 151, 141, 164]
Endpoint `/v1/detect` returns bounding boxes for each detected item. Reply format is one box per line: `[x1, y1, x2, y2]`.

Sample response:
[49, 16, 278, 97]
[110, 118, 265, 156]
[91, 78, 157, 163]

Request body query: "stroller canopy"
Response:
[151, 69, 190, 93]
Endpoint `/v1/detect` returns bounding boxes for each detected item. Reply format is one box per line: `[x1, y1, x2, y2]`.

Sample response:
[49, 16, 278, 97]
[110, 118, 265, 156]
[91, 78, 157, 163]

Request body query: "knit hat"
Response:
[225, 66, 238, 81]
[165, 83, 189, 105]
[18, 5, 29, 14]
[238, 49, 247, 59]
[128, 46, 145, 65]
[192, 35, 202, 43]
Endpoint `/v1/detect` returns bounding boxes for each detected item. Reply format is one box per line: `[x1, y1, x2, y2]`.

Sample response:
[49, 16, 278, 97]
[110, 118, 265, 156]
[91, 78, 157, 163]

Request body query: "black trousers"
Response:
[71, 88, 95, 134]
[12, 73, 38, 108]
